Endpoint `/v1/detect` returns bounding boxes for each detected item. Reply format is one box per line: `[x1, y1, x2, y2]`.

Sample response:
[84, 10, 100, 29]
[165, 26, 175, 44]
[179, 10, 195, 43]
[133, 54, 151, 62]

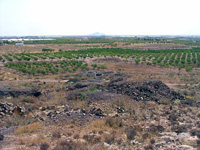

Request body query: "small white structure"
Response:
[15, 41, 24, 46]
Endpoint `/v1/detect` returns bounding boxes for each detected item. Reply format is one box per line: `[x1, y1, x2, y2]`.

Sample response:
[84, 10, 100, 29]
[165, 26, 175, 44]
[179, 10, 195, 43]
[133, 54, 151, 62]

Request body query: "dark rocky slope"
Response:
[107, 78, 186, 103]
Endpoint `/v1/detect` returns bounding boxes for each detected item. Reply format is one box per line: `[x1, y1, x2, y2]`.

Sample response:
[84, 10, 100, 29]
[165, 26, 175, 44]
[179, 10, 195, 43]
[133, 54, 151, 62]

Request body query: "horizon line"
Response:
[1, 34, 200, 37]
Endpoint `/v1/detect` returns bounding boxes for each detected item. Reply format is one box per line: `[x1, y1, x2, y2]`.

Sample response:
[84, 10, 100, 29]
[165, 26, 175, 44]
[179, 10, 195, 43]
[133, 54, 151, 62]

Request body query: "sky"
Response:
[0, 0, 200, 36]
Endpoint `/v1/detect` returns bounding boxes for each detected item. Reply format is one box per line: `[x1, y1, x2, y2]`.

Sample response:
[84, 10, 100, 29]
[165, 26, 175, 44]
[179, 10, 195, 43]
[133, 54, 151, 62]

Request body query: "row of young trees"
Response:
[4, 60, 107, 75]
[2, 48, 200, 71]
[4, 61, 87, 75]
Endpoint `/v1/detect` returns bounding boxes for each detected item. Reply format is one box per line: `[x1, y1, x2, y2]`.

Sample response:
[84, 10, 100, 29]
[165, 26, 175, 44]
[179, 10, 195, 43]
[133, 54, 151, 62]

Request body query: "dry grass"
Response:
[87, 119, 108, 130]
[18, 134, 47, 146]
[1, 47, 200, 149]
[77, 119, 110, 138]
[47, 94, 67, 106]
[105, 117, 123, 128]
[5, 115, 36, 127]
[71, 99, 89, 111]
[15, 122, 41, 135]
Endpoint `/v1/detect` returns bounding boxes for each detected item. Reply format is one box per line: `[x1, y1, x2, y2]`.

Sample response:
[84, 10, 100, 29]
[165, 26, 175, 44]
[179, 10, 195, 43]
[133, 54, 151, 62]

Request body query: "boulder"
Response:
[89, 107, 104, 116]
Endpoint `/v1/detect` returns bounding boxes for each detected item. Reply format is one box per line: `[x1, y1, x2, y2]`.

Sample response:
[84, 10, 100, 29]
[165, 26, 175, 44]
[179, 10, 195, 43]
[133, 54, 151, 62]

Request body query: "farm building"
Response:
[15, 41, 24, 46]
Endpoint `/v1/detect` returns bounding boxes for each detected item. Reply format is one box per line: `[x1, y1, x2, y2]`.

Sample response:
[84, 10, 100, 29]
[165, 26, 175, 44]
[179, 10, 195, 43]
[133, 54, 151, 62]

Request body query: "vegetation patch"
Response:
[2, 47, 200, 72]
[15, 122, 41, 135]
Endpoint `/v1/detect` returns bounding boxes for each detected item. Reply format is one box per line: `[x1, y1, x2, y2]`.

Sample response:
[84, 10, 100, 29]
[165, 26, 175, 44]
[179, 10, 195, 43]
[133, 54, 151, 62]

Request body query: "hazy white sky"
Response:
[0, 0, 200, 36]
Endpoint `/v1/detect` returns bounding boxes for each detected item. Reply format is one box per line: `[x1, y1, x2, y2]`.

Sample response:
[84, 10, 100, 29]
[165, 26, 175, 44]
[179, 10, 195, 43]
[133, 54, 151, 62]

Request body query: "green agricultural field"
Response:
[4, 60, 91, 75]
[2, 47, 200, 74]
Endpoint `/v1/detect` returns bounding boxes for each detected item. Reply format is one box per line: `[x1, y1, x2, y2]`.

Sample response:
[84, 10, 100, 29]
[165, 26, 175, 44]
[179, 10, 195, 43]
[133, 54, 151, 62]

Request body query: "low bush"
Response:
[40, 142, 49, 150]
[190, 129, 200, 138]
[42, 48, 54, 52]
[83, 135, 101, 144]
[125, 127, 137, 140]
[52, 130, 61, 139]
[73, 134, 80, 139]
[168, 113, 178, 122]
[171, 125, 188, 134]
[52, 140, 87, 150]
[105, 117, 123, 128]
[144, 145, 154, 150]
[147, 62, 152, 65]
[104, 135, 115, 144]
[186, 65, 193, 72]
[150, 138, 155, 144]
[197, 139, 200, 147]
[148, 125, 164, 133]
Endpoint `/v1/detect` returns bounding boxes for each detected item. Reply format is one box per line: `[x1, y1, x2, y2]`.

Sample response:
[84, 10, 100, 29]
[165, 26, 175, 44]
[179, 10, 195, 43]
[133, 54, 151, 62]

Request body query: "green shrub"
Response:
[135, 59, 140, 64]
[147, 62, 152, 65]
[186, 65, 193, 72]
[91, 64, 97, 68]
[80, 93, 86, 100]
[42, 48, 54, 52]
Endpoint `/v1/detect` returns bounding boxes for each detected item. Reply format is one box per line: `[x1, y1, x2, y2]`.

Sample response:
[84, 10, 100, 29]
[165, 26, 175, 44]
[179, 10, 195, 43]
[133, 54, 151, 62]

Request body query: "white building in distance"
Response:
[15, 41, 24, 46]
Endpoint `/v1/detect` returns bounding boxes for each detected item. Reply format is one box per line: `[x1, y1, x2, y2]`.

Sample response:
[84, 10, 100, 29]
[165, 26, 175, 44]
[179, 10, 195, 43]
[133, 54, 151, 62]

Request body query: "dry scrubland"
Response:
[0, 42, 200, 150]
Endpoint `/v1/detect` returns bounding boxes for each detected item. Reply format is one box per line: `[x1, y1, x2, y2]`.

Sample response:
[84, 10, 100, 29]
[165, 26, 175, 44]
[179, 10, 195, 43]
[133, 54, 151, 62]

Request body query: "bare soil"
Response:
[123, 43, 191, 50]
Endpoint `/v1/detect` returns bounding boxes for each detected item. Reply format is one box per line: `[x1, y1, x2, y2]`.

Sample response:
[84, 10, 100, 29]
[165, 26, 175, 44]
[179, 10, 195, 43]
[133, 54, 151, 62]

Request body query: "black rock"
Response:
[81, 109, 86, 113]
[0, 133, 4, 141]
[74, 83, 88, 89]
[89, 107, 104, 116]
[0, 86, 41, 98]
[107, 79, 186, 102]
[67, 78, 80, 83]
[96, 73, 103, 77]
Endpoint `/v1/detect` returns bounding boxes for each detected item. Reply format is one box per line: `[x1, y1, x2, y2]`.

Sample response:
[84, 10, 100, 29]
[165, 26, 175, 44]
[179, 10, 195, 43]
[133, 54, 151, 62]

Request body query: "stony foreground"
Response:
[0, 77, 199, 150]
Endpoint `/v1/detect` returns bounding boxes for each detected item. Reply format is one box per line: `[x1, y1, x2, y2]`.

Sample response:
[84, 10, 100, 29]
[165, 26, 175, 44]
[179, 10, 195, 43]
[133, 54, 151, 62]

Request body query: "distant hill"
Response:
[89, 32, 106, 36]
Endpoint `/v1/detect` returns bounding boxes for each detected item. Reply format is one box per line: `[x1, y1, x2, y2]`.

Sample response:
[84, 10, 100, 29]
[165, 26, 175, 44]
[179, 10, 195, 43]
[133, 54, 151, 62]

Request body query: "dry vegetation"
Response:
[0, 43, 200, 150]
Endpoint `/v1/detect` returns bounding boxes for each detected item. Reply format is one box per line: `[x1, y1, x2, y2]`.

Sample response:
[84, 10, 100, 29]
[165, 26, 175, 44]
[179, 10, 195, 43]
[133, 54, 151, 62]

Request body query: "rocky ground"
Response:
[0, 70, 199, 150]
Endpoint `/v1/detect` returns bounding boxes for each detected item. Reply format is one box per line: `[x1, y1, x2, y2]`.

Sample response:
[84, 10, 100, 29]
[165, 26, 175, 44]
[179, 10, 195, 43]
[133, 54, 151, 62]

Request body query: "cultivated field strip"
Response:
[1, 48, 200, 74]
